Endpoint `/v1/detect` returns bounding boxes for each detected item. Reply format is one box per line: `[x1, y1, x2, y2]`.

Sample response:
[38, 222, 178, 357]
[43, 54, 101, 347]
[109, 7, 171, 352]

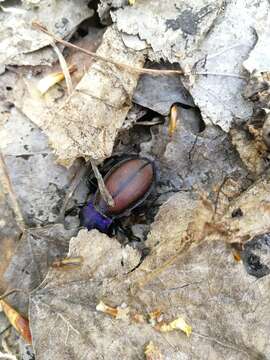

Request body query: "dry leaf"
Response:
[96, 301, 130, 320]
[16, 26, 145, 166]
[0, 300, 31, 344]
[156, 317, 192, 337]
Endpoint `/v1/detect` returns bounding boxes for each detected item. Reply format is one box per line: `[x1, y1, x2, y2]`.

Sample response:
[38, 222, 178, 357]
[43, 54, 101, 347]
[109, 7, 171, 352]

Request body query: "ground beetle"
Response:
[80, 156, 156, 233]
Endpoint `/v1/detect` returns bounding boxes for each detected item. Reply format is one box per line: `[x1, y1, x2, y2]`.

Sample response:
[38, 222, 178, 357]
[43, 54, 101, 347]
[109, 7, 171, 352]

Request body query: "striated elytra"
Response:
[80, 157, 156, 232]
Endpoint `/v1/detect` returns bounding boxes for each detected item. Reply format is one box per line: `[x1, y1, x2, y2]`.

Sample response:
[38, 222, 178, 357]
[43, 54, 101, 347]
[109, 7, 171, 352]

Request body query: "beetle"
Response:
[80, 156, 156, 233]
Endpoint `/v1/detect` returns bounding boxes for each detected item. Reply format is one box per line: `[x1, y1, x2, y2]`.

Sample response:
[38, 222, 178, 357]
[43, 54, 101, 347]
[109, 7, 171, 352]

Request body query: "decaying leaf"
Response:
[2, 1, 270, 359]
[243, 13, 270, 74]
[111, 0, 223, 63]
[28, 197, 270, 359]
[0, 167, 21, 292]
[4, 224, 77, 312]
[110, 0, 268, 132]
[222, 174, 270, 245]
[0, 108, 88, 226]
[230, 126, 268, 175]
[0, 300, 31, 344]
[15, 26, 145, 166]
[0, 0, 94, 69]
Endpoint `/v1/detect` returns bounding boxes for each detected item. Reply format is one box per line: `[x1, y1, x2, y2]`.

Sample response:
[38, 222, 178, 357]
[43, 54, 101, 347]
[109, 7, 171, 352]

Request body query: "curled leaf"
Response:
[96, 301, 129, 319]
[0, 300, 32, 344]
[157, 316, 192, 337]
[37, 64, 77, 95]
[168, 104, 178, 137]
[232, 251, 242, 262]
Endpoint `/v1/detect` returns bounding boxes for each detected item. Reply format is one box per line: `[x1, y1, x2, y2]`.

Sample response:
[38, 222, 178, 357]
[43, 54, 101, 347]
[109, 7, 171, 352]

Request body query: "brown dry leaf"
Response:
[3, 224, 77, 313]
[29, 195, 270, 359]
[223, 174, 270, 245]
[15, 26, 145, 167]
[230, 127, 267, 175]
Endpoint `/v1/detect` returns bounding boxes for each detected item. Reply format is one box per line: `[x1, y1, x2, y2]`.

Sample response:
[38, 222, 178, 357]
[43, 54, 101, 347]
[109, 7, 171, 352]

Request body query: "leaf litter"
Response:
[1, 0, 270, 359]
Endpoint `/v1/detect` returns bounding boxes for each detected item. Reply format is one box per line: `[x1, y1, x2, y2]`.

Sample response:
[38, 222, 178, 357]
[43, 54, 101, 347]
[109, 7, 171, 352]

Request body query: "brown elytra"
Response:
[95, 157, 155, 217]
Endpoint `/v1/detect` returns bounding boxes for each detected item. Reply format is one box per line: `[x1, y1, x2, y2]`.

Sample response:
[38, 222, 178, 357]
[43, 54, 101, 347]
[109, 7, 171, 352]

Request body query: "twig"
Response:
[32, 22, 183, 76]
[90, 158, 115, 207]
[0, 326, 11, 337]
[33, 23, 247, 81]
[213, 176, 229, 220]
[0, 152, 25, 231]
[51, 42, 73, 95]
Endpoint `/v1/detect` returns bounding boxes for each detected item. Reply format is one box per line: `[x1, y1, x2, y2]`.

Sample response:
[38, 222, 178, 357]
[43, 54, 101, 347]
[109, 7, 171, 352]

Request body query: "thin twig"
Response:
[0, 152, 25, 231]
[32, 21, 183, 76]
[213, 176, 229, 220]
[0, 326, 11, 337]
[90, 158, 115, 207]
[33, 23, 247, 80]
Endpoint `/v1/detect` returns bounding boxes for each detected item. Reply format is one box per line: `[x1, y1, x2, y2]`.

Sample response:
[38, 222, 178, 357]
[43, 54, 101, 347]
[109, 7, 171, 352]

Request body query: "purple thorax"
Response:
[80, 201, 112, 233]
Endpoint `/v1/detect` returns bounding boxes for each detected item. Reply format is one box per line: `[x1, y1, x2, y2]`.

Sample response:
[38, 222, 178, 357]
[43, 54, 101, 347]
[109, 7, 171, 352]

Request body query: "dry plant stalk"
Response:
[90, 158, 115, 207]
[51, 256, 83, 269]
[32, 23, 243, 80]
